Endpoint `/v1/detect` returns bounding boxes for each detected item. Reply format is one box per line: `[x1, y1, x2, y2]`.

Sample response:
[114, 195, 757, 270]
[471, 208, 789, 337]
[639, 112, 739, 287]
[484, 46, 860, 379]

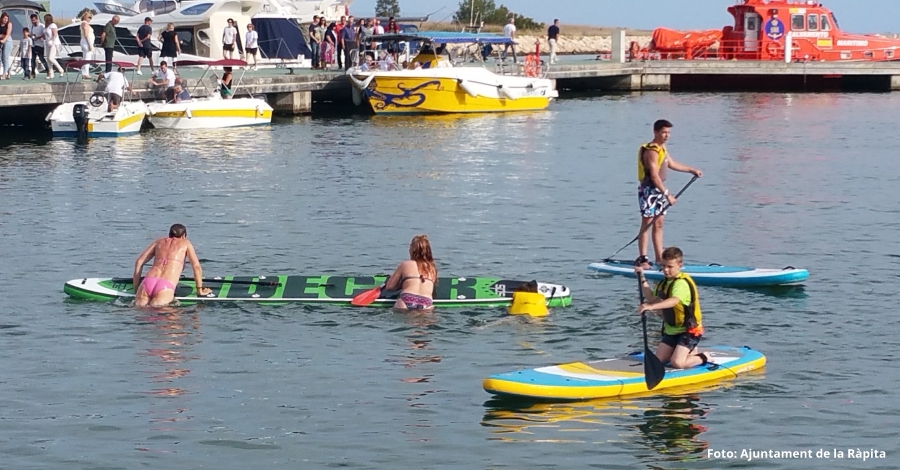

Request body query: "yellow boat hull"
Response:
[353, 75, 555, 114]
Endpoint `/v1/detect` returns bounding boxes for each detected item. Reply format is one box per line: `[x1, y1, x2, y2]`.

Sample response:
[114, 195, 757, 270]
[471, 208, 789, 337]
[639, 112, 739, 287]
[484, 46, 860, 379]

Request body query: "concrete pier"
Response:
[271, 91, 312, 114]
[4, 60, 900, 124]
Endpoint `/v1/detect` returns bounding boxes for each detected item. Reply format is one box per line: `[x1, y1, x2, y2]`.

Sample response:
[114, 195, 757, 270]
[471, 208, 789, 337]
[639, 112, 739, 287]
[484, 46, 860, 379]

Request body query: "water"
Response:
[1, 92, 898, 469]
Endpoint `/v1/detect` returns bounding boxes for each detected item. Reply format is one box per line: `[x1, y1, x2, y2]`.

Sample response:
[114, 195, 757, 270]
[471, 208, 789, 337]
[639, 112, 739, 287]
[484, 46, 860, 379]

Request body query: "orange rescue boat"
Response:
[648, 0, 900, 61]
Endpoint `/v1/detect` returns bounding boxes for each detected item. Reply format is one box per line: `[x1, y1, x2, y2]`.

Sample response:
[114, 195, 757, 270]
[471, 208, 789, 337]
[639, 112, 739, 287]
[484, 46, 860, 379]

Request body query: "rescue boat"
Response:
[647, 0, 900, 62]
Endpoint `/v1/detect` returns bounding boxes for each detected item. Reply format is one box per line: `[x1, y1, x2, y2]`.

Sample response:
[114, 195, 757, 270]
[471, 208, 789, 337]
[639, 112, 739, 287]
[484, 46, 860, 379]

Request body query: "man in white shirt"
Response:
[222, 18, 237, 59]
[103, 66, 131, 111]
[502, 17, 517, 61]
[148, 60, 175, 99]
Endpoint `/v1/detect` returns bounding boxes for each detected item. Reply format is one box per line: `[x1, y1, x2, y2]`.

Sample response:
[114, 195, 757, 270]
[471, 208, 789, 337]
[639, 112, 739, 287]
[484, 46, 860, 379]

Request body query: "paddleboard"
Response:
[588, 260, 808, 286]
[483, 346, 765, 400]
[64, 275, 572, 307]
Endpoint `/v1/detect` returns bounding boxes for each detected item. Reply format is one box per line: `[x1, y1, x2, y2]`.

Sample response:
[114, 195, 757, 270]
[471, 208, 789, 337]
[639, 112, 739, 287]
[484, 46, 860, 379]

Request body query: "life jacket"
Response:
[637, 142, 667, 184]
[655, 273, 703, 336]
[508, 291, 549, 317]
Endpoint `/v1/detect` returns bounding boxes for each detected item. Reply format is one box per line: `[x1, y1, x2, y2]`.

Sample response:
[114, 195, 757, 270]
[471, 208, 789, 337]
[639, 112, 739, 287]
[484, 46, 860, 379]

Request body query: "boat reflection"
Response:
[482, 373, 764, 461]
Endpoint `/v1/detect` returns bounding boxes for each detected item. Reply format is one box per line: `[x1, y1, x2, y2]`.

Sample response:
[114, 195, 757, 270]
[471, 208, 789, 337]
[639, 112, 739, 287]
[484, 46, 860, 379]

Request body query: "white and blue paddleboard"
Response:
[588, 259, 808, 286]
[483, 346, 766, 400]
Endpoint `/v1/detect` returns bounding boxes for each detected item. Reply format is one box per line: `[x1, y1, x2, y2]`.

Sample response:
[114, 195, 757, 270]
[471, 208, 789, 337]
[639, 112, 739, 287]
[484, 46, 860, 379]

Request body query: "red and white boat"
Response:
[646, 0, 900, 62]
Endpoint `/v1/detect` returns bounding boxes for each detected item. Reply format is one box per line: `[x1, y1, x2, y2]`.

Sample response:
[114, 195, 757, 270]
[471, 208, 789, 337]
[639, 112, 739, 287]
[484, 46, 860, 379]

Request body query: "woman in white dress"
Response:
[79, 11, 95, 79]
[42, 14, 64, 79]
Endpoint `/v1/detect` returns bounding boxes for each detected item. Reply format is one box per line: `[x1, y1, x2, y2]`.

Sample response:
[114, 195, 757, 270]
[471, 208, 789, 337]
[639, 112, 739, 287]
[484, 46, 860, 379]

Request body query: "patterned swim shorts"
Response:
[638, 184, 668, 218]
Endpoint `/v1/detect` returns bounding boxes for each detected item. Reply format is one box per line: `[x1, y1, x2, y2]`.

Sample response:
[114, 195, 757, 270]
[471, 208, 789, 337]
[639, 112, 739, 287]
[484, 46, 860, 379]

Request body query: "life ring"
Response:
[629, 41, 641, 61]
[524, 54, 540, 77]
[766, 41, 783, 58]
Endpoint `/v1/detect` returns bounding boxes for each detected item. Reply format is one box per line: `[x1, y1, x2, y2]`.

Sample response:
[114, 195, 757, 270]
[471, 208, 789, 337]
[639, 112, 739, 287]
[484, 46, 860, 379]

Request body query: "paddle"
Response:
[113, 277, 281, 286]
[603, 175, 699, 262]
[638, 273, 666, 390]
[350, 282, 386, 307]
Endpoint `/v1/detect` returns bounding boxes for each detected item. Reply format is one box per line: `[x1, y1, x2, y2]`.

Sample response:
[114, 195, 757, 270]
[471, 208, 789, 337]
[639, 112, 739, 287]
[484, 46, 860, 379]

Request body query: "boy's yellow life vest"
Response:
[508, 291, 549, 317]
[655, 273, 703, 336]
[637, 142, 667, 184]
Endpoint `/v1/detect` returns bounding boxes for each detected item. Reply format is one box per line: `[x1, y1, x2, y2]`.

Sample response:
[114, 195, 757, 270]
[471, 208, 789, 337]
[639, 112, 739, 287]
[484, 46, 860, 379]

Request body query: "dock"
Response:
[3, 60, 900, 125]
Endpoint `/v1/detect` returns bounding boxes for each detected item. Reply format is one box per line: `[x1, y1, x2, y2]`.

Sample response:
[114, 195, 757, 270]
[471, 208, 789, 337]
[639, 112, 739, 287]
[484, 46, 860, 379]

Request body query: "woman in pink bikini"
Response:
[384, 234, 437, 310]
[132, 224, 211, 308]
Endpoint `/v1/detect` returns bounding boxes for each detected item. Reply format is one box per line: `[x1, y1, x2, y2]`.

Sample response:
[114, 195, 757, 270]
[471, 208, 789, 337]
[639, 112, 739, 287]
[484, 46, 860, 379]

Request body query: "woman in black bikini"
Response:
[384, 234, 437, 310]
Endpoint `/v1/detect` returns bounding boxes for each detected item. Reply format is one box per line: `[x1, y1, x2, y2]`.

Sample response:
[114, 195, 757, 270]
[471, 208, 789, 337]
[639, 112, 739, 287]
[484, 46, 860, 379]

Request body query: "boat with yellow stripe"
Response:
[348, 33, 558, 114]
[47, 60, 149, 138]
[483, 346, 766, 400]
[147, 59, 273, 130]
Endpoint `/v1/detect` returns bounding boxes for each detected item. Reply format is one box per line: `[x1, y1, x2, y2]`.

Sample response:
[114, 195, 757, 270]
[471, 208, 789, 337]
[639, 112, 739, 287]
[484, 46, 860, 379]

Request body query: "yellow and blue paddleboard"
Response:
[483, 346, 766, 400]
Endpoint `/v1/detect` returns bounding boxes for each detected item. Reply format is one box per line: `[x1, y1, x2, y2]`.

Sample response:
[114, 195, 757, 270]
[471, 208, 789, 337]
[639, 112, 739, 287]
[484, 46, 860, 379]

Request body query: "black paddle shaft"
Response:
[638, 273, 666, 390]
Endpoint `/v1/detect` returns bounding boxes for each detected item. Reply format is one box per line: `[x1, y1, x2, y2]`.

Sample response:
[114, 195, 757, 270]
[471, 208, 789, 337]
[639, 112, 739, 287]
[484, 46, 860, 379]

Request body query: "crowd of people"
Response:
[306, 14, 402, 71]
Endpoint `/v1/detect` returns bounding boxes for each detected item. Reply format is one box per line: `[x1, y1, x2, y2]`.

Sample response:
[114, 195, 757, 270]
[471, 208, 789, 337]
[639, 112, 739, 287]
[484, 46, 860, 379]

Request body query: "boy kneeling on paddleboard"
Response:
[635, 247, 709, 369]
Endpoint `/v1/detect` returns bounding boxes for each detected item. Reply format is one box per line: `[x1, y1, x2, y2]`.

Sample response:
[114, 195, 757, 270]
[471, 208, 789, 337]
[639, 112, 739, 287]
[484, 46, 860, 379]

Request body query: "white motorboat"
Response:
[46, 60, 149, 137]
[56, 0, 354, 69]
[146, 59, 273, 129]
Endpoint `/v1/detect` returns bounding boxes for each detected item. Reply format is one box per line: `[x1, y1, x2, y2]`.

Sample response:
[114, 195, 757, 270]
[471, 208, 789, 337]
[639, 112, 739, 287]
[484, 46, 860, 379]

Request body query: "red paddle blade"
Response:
[351, 287, 382, 306]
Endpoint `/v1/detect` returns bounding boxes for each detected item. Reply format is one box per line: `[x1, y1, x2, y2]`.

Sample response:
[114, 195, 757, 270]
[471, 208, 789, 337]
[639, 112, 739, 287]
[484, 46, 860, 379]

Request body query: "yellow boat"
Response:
[348, 33, 558, 114]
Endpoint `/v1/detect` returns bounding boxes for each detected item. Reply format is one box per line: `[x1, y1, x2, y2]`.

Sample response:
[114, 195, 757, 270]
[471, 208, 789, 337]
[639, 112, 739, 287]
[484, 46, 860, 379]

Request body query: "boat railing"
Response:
[638, 37, 900, 62]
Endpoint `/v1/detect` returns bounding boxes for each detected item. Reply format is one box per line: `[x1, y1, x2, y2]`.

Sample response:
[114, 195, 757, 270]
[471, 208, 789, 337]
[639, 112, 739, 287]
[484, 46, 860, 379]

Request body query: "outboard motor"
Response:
[73, 103, 89, 139]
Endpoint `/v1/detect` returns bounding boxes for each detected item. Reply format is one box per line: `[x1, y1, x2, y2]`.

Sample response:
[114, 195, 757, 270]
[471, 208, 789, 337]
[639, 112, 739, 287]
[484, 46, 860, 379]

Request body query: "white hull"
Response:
[147, 97, 273, 129]
[47, 99, 149, 137]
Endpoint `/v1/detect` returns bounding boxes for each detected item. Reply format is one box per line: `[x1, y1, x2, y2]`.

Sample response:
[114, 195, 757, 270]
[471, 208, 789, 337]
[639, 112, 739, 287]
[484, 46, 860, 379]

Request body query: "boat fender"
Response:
[508, 291, 549, 317]
[186, 109, 192, 119]
[351, 86, 362, 106]
[498, 84, 517, 100]
[457, 79, 479, 97]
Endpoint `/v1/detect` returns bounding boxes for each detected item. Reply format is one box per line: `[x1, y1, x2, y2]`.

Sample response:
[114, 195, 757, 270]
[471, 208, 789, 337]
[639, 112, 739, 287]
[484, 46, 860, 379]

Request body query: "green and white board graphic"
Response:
[64, 275, 572, 307]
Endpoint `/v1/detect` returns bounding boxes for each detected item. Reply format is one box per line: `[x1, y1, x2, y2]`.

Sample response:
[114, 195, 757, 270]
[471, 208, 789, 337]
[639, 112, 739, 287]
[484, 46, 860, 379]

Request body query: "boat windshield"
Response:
[93, 1, 140, 16]
[830, 12, 840, 30]
[137, 0, 178, 15]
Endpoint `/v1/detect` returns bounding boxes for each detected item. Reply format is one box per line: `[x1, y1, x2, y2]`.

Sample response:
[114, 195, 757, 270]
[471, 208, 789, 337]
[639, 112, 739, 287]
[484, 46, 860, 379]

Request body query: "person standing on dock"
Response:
[502, 17, 516, 61]
[636, 119, 702, 267]
[133, 223, 211, 308]
[29, 14, 48, 79]
[0, 12, 13, 80]
[78, 11, 95, 79]
[99, 15, 119, 73]
[19, 28, 32, 79]
[547, 19, 560, 65]
[222, 18, 238, 60]
[335, 15, 346, 69]
[340, 15, 357, 71]
[42, 14, 64, 79]
[245, 23, 258, 69]
[134, 17, 153, 75]
[308, 16, 320, 69]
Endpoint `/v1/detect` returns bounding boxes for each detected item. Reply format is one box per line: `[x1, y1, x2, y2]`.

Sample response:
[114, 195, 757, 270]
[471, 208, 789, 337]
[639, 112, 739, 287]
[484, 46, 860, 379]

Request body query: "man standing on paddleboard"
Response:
[132, 224, 211, 308]
[636, 119, 702, 267]
[635, 247, 708, 369]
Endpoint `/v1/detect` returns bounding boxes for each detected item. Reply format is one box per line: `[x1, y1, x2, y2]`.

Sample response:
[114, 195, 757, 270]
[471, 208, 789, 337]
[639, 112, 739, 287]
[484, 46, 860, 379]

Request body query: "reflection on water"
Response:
[132, 306, 202, 441]
[482, 376, 765, 462]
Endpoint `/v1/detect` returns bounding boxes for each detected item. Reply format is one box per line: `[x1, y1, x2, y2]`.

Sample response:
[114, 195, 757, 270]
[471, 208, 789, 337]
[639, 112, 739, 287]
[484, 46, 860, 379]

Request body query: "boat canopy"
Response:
[174, 59, 249, 67]
[65, 59, 137, 69]
[363, 32, 514, 45]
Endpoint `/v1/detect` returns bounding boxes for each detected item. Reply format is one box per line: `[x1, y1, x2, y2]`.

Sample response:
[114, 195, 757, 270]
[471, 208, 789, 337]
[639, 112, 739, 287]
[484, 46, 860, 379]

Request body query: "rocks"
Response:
[512, 34, 653, 55]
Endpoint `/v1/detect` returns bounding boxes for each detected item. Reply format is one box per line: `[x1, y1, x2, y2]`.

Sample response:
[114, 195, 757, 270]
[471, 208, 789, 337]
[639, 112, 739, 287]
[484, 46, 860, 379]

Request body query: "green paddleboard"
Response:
[64, 276, 572, 307]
